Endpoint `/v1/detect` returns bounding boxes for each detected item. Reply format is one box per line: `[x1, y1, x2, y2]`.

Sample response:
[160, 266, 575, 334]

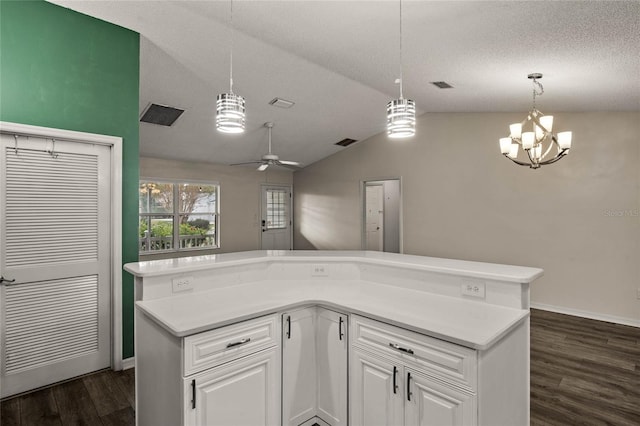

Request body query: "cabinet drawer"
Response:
[351, 315, 477, 391]
[184, 314, 279, 376]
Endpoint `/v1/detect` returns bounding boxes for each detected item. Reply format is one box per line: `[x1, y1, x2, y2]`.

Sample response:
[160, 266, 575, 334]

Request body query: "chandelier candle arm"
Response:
[498, 73, 572, 169]
[216, 0, 246, 134]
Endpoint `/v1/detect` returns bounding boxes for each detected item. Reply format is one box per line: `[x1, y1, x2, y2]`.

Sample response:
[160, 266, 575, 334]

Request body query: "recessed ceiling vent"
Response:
[140, 103, 185, 126]
[335, 138, 358, 147]
[431, 81, 454, 89]
[268, 98, 295, 109]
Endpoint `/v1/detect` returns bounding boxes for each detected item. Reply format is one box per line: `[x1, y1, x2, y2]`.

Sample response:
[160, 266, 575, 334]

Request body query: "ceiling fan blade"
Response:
[278, 160, 301, 166]
[257, 163, 269, 171]
[230, 161, 262, 166]
[275, 161, 301, 170]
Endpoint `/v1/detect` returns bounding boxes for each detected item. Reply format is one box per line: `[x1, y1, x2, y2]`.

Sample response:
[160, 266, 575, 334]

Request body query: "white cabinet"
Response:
[282, 307, 348, 426]
[135, 312, 281, 426]
[282, 307, 317, 425]
[316, 308, 348, 426]
[350, 315, 476, 426]
[184, 347, 279, 426]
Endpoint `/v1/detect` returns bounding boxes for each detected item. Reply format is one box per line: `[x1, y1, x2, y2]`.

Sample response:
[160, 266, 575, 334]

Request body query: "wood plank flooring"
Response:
[1, 369, 134, 426]
[1, 309, 638, 425]
[530, 309, 640, 426]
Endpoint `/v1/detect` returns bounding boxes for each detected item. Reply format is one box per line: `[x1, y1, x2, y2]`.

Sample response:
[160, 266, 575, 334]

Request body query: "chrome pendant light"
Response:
[499, 73, 572, 169]
[386, 0, 415, 139]
[216, 0, 245, 134]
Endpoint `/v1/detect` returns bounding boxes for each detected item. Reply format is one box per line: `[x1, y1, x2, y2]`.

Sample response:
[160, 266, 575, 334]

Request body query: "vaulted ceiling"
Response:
[49, 1, 640, 169]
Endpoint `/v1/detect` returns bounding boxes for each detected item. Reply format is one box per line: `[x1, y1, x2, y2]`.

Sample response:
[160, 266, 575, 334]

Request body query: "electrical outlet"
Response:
[311, 264, 329, 277]
[461, 280, 486, 298]
[172, 276, 194, 293]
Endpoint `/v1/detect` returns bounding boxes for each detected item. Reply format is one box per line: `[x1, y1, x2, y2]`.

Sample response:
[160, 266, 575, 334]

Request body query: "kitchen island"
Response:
[125, 250, 543, 426]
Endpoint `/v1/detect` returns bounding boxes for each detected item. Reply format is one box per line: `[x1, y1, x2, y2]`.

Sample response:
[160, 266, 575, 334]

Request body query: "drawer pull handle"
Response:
[389, 343, 414, 354]
[226, 338, 251, 348]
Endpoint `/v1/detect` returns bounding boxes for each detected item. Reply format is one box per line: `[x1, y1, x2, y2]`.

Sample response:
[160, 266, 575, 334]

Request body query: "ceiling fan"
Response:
[231, 122, 302, 171]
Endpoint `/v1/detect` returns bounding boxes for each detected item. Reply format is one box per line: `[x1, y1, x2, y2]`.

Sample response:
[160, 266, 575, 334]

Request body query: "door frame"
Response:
[260, 183, 293, 250]
[360, 177, 403, 253]
[0, 121, 124, 370]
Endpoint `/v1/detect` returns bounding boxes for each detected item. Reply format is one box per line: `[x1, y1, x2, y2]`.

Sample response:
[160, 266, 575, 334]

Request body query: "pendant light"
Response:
[386, 0, 415, 138]
[216, 0, 245, 134]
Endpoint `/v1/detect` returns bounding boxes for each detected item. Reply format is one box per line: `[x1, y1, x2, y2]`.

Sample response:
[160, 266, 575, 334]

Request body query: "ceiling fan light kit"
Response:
[499, 73, 572, 169]
[216, 0, 246, 134]
[230, 122, 302, 171]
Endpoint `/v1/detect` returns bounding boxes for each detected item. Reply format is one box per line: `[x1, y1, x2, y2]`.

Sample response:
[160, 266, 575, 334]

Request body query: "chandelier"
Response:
[216, 0, 245, 134]
[386, 0, 415, 138]
[499, 73, 572, 169]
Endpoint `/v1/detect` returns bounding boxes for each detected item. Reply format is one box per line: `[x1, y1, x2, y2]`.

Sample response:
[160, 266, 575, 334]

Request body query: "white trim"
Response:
[0, 121, 124, 371]
[531, 302, 640, 328]
[122, 356, 135, 370]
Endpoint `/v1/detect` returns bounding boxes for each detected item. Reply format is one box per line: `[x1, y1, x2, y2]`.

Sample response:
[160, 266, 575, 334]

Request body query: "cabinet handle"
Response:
[0, 276, 16, 285]
[286, 315, 291, 339]
[393, 366, 398, 394]
[339, 316, 344, 341]
[191, 379, 196, 409]
[407, 372, 412, 402]
[226, 338, 251, 348]
[389, 343, 414, 355]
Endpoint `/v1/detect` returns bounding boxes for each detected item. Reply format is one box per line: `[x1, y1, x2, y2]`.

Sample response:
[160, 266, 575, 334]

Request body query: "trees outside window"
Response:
[139, 181, 219, 253]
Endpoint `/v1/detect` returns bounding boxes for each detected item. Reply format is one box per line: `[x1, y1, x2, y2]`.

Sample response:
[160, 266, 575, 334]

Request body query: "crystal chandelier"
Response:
[499, 73, 572, 169]
[216, 0, 245, 134]
[386, 0, 415, 138]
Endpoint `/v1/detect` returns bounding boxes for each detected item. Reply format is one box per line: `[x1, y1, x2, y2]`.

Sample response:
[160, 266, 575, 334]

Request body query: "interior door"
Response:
[260, 184, 292, 250]
[0, 133, 111, 398]
[365, 184, 384, 251]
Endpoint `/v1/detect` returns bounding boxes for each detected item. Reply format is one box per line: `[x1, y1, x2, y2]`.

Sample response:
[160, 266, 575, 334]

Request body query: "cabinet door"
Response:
[316, 308, 348, 426]
[350, 347, 403, 426]
[184, 347, 280, 426]
[404, 368, 475, 426]
[282, 307, 317, 425]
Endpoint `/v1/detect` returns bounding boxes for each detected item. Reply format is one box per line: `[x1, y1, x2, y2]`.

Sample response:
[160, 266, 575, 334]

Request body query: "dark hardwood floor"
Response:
[1, 368, 134, 426]
[530, 309, 640, 426]
[1, 309, 638, 425]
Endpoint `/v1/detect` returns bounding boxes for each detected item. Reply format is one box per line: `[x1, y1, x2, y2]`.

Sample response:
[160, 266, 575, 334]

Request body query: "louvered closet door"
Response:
[0, 134, 111, 398]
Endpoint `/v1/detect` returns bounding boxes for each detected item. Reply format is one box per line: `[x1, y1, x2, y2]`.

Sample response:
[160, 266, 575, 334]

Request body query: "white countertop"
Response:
[125, 250, 543, 283]
[136, 279, 529, 350]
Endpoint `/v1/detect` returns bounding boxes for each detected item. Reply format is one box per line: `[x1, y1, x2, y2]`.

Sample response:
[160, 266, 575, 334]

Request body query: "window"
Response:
[139, 180, 219, 253]
[265, 188, 287, 229]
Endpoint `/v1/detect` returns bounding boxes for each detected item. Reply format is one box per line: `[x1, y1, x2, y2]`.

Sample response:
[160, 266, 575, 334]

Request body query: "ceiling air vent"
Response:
[268, 98, 295, 109]
[335, 138, 358, 147]
[431, 81, 454, 89]
[140, 103, 185, 126]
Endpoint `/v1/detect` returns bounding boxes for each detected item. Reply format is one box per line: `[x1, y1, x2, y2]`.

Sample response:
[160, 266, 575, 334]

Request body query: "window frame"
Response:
[139, 178, 220, 255]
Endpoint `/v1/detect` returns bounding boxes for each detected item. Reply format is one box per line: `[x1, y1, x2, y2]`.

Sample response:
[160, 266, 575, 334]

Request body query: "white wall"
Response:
[293, 112, 640, 323]
[140, 156, 293, 260]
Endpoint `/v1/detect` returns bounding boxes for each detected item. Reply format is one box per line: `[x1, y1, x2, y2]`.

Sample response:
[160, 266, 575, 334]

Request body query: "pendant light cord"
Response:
[399, 0, 404, 99]
[229, 0, 234, 94]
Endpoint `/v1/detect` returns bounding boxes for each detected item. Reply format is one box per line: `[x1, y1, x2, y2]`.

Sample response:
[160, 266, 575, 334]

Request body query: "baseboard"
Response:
[531, 302, 640, 328]
[122, 357, 135, 370]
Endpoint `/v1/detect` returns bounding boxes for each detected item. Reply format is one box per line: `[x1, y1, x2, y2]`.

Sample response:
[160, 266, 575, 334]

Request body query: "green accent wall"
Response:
[0, 0, 139, 359]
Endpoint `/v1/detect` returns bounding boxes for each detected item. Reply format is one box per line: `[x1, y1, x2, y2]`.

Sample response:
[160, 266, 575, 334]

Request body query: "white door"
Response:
[405, 368, 475, 426]
[282, 307, 317, 425]
[185, 347, 280, 426]
[316, 309, 348, 426]
[350, 347, 404, 426]
[365, 184, 384, 251]
[261, 184, 292, 250]
[0, 134, 111, 398]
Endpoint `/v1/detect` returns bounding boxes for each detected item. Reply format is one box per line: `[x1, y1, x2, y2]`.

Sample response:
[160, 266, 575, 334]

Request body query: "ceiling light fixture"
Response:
[386, 0, 415, 139]
[499, 73, 572, 169]
[216, 0, 245, 134]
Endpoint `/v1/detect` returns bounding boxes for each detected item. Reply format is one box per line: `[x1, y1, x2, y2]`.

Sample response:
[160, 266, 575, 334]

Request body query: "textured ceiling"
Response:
[48, 0, 640, 169]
